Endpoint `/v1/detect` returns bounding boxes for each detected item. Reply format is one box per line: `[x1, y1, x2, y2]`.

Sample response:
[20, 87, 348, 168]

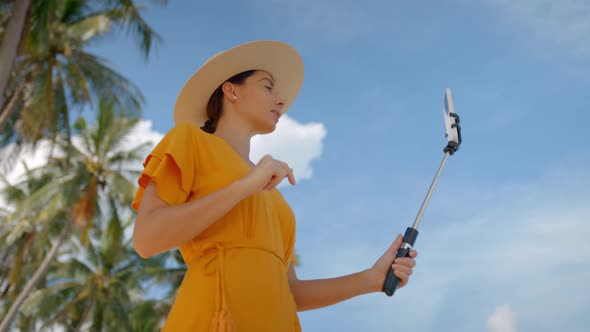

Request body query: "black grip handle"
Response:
[383, 227, 419, 297]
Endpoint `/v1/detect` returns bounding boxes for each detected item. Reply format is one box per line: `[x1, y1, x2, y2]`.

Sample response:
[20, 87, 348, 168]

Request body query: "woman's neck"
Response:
[213, 118, 254, 165]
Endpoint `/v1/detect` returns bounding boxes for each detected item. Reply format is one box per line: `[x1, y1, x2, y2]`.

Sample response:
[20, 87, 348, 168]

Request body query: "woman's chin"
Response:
[257, 122, 277, 135]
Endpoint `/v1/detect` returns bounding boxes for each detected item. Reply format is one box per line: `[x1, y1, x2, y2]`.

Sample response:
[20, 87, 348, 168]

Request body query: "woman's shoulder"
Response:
[147, 122, 207, 160]
[158, 122, 214, 146]
[166, 122, 203, 137]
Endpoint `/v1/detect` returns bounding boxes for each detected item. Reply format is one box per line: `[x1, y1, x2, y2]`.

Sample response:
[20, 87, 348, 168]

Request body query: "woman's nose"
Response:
[276, 95, 285, 110]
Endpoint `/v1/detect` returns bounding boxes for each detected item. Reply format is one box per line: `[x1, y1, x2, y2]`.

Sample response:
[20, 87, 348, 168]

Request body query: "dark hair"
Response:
[201, 70, 257, 133]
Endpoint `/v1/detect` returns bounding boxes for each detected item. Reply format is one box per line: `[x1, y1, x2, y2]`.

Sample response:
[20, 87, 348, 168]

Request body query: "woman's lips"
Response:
[270, 110, 280, 121]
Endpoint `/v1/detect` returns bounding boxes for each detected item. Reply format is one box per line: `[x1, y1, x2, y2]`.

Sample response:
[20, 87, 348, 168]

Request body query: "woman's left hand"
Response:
[366, 234, 418, 293]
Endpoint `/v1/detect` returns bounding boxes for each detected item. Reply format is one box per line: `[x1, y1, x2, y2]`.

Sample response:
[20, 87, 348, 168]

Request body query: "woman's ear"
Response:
[221, 81, 238, 101]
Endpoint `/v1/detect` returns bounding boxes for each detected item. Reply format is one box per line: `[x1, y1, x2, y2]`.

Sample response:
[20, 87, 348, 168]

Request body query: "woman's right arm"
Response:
[133, 178, 250, 258]
[132, 155, 295, 258]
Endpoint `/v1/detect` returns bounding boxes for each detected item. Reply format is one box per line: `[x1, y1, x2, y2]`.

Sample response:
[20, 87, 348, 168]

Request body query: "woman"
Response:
[131, 40, 418, 331]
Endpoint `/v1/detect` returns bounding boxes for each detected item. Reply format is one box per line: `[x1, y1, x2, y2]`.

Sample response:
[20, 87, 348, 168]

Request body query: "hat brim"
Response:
[174, 40, 304, 126]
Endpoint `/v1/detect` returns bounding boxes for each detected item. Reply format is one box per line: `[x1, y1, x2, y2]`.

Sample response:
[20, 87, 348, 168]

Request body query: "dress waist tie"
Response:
[186, 242, 286, 332]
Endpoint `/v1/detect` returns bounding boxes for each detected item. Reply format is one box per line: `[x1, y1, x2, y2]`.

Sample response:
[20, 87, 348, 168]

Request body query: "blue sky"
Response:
[77, 0, 590, 331]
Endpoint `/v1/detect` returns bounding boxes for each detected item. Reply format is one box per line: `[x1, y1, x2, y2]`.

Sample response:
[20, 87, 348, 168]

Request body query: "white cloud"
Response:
[122, 119, 165, 150]
[252, 114, 326, 183]
[1, 141, 55, 188]
[491, 0, 590, 57]
[487, 304, 517, 332]
[0, 142, 54, 213]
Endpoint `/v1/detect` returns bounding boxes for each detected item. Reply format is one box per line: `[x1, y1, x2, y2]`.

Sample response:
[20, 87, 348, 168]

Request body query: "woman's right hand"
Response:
[239, 155, 296, 196]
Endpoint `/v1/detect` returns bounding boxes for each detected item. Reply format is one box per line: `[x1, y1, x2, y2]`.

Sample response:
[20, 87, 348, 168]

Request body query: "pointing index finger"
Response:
[278, 161, 296, 185]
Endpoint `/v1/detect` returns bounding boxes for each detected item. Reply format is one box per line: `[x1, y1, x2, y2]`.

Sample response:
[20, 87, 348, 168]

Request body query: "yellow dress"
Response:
[132, 123, 301, 331]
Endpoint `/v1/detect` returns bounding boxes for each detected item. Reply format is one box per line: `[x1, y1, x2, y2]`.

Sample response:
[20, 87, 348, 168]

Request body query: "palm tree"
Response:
[0, 166, 61, 331]
[0, 0, 165, 170]
[20, 209, 176, 331]
[0, 100, 152, 331]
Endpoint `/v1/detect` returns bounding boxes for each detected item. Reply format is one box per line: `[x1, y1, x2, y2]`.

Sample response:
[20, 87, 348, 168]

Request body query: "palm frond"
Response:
[69, 11, 113, 42]
[70, 50, 144, 114]
[78, 1, 164, 60]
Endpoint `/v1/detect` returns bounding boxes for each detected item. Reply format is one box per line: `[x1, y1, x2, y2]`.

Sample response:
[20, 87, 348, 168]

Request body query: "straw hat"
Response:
[174, 40, 304, 126]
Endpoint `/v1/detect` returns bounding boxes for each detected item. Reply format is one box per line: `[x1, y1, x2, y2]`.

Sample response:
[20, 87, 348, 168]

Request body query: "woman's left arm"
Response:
[287, 234, 417, 312]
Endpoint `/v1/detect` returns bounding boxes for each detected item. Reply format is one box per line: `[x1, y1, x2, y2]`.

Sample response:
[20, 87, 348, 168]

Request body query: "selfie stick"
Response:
[383, 88, 462, 297]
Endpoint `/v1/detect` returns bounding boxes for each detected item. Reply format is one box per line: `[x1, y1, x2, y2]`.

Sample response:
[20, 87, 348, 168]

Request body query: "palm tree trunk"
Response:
[0, 0, 31, 105]
[74, 299, 94, 332]
[0, 80, 25, 131]
[0, 223, 70, 332]
[0, 0, 31, 108]
[0, 243, 17, 299]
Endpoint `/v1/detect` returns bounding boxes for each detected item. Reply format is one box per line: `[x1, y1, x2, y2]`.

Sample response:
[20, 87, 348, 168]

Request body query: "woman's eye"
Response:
[266, 86, 273, 91]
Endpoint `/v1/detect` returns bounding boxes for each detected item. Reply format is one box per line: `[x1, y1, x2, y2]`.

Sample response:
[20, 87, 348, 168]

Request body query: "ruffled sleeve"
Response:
[132, 123, 197, 211]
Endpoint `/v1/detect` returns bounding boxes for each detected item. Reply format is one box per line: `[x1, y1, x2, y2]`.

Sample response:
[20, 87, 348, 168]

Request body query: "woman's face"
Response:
[231, 70, 285, 134]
